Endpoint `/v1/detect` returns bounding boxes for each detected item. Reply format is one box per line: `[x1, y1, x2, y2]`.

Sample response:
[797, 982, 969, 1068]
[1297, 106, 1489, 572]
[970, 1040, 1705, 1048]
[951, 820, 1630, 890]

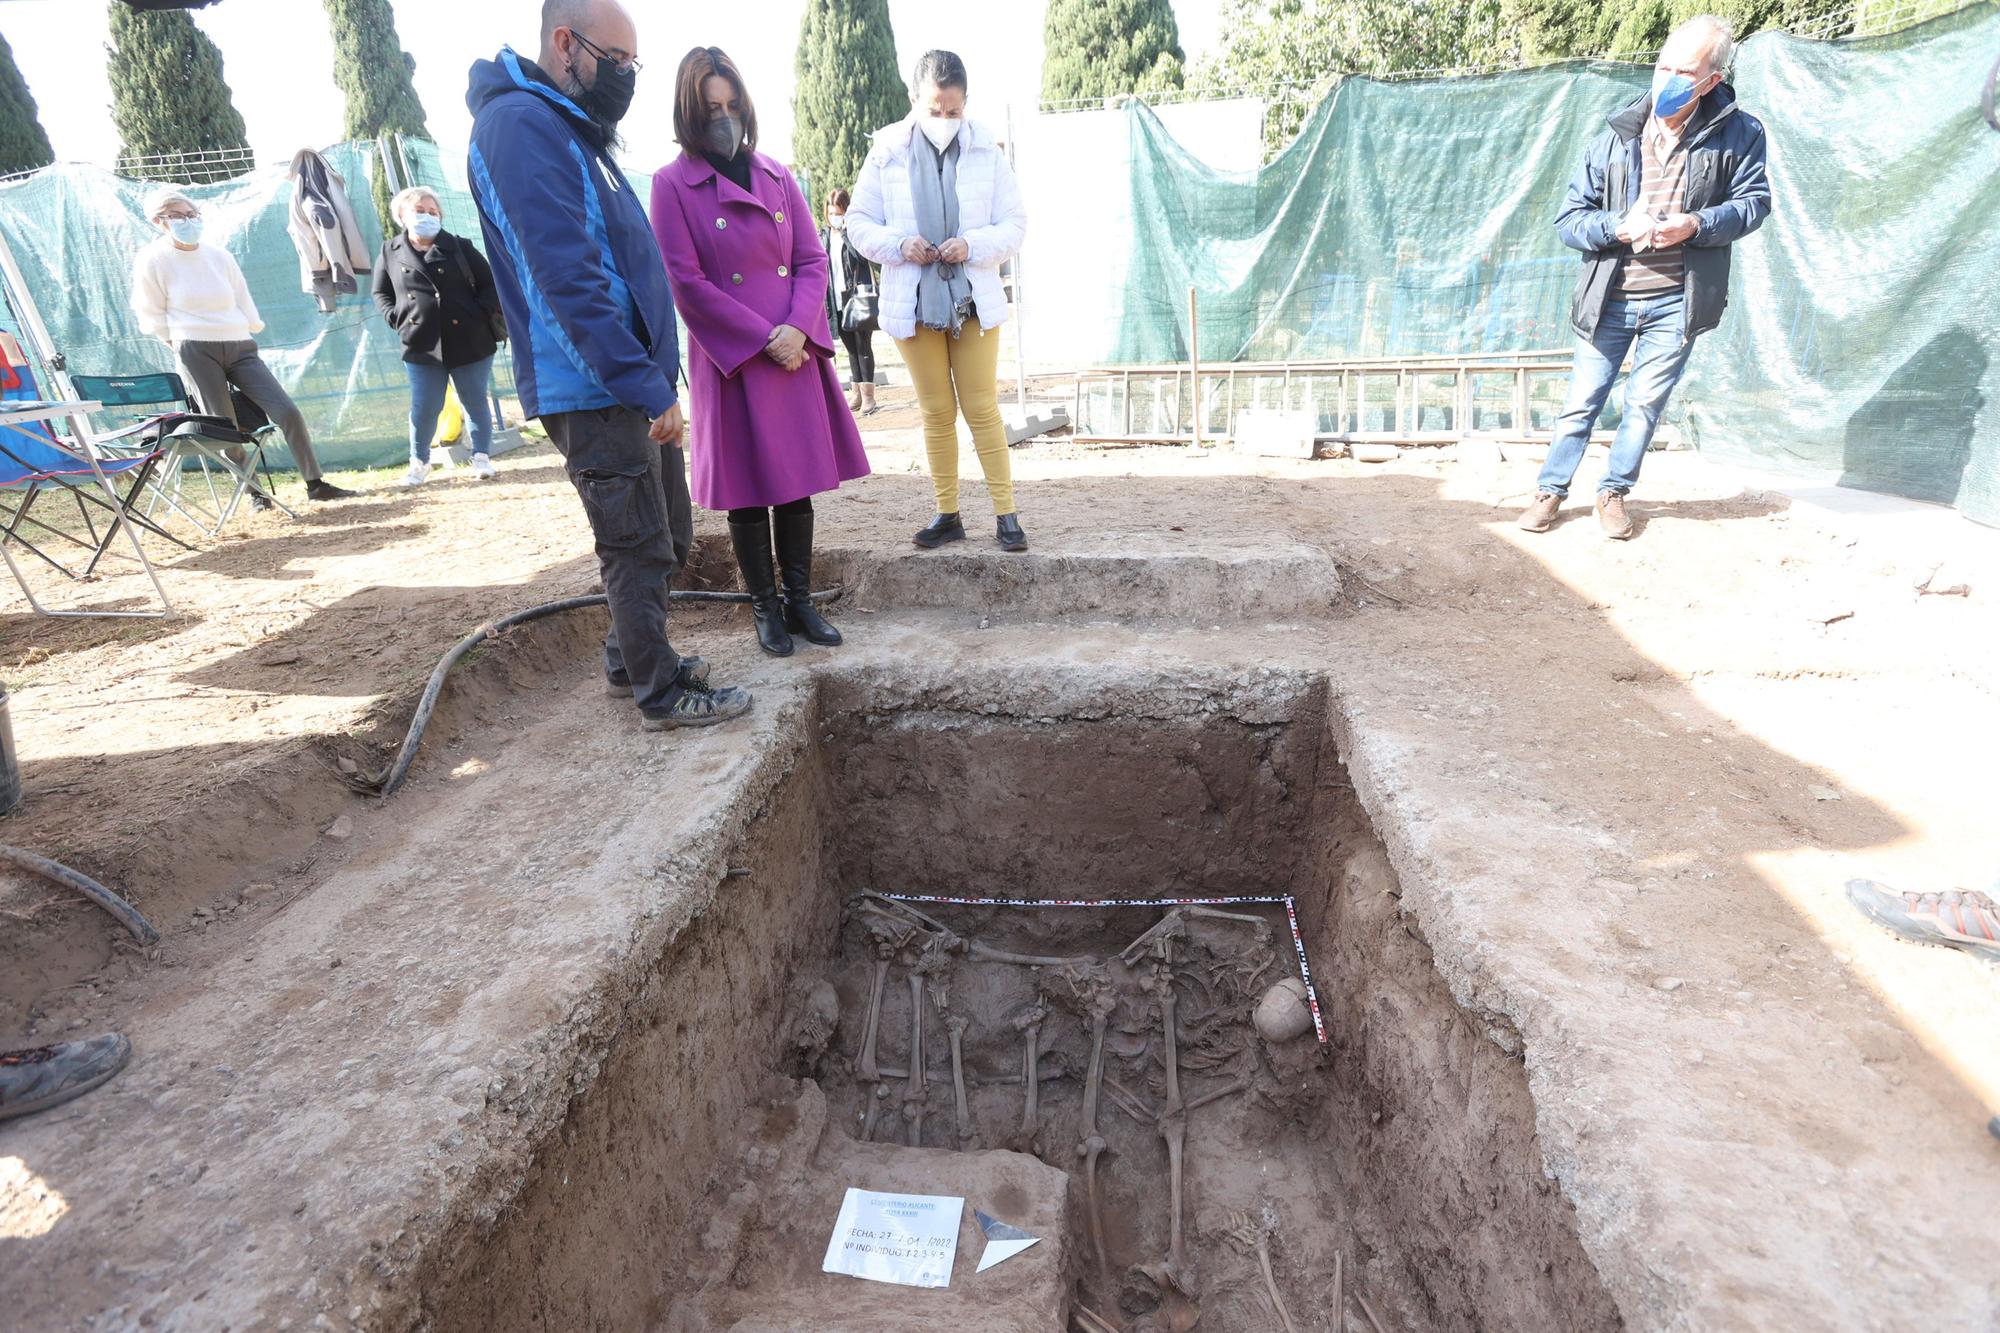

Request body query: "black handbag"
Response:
[842, 282, 878, 334]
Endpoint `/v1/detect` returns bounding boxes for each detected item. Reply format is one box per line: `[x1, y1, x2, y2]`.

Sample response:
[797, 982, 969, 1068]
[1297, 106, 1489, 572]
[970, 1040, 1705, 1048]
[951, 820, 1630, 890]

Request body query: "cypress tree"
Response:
[0, 30, 54, 178]
[1041, 0, 1187, 105]
[792, 0, 906, 204]
[106, 1, 251, 183]
[325, 0, 429, 140]
[323, 0, 430, 233]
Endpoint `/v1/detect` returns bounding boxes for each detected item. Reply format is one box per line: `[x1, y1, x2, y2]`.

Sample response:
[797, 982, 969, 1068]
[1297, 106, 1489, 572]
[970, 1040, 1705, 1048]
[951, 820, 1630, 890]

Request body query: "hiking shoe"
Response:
[607, 656, 709, 697]
[403, 461, 430, 488]
[471, 453, 496, 480]
[641, 677, 752, 730]
[1518, 491, 1562, 532]
[306, 479, 357, 502]
[0, 1033, 132, 1122]
[1846, 879, 2000, 963]
[913, 512, 965, 549]
[1596, 490, 1634, 540]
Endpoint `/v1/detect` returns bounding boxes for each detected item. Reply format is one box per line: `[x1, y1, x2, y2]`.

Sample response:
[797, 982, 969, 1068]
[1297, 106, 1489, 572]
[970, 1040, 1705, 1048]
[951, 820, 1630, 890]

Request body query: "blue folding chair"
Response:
[0, 415, 191, 576]
[73, 371, 295, 536]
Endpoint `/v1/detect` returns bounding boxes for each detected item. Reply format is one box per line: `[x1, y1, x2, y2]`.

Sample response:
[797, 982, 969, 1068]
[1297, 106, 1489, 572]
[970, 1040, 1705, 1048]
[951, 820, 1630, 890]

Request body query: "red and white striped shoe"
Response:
[1846, 879, 2000, 963]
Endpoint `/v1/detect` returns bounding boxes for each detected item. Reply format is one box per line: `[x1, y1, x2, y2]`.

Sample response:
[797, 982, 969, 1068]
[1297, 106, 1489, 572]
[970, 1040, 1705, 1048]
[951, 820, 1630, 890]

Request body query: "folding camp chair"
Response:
[71, 371, 296, 537]
[0, 416, 191, 579]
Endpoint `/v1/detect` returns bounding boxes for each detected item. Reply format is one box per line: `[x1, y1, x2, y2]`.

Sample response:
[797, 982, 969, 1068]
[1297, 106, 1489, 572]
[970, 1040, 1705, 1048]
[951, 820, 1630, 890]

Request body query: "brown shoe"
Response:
[1518, 491, 1562, 532]
[1596, 491, 1634, 540]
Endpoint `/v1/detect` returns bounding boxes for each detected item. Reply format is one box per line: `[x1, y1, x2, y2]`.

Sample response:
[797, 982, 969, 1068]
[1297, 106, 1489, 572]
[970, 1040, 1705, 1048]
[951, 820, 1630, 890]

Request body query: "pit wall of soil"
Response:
[1301, 800, 1625, 1331]
[416, 717, 836, 1331]
[411, 668, 1620, 1332]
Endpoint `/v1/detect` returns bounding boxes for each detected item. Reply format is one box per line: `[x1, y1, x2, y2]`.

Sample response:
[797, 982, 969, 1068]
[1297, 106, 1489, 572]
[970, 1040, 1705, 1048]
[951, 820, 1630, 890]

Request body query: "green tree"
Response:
[792, 0, 906, 204]
[325, 0, 429, 140]
[1191, 0, 1512, 156]
[324, 0, 430, 233]
[1513, 0, 1856, 61]
[106, 1, 251, 182]
[1201, 0, 1859, 158]
[1041, 0, 1187, 105]
[0, 30, 54, 178]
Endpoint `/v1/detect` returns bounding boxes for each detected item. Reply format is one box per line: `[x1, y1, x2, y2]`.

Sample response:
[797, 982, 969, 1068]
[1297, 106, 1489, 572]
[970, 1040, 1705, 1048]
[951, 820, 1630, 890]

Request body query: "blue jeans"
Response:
[1537, 292, 1695, 498]
[405, 355, 495, 464]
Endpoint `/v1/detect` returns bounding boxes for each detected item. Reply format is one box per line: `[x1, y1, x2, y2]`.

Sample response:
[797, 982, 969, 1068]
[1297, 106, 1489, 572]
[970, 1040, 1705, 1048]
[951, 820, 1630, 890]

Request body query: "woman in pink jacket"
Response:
[651, 47, 870, 658]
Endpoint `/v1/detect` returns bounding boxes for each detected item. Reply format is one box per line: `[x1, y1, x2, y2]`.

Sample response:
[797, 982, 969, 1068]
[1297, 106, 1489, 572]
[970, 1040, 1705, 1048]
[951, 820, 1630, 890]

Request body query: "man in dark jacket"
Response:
[1521, 15, 1771, 540]
[468, 0, 750, 729]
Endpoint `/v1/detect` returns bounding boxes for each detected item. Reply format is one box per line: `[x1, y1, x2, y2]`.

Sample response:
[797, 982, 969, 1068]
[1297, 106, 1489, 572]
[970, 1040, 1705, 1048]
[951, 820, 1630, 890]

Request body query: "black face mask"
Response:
[565, 34, 637, 131]
[582, 57, 637, 126]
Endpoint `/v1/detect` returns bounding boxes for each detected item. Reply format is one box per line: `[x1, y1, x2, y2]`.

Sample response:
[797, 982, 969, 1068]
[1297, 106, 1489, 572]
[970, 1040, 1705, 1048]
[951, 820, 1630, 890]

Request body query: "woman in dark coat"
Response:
[822, 187, 879, 416]
[371, 187, 505, 485]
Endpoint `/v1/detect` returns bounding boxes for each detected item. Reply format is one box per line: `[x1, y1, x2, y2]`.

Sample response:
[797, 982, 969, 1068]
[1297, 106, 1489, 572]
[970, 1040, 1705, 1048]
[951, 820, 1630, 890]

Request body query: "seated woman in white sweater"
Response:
[129, 186, 353, 503]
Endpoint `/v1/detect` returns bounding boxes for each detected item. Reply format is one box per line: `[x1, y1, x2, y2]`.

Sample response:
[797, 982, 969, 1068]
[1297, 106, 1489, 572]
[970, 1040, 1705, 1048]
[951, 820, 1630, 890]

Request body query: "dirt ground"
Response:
[3, 384, 1998, 1329]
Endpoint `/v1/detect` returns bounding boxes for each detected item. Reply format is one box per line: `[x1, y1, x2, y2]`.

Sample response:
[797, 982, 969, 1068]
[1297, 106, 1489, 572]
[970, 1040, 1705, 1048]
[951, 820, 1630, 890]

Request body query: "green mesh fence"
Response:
[0, 137, 648, 471]
[1680, 5, 2000, 521]
[0, 133, 687, 472]
[1090, 3, 1999, 522]
[0, 143, 426, 471]
[1110, 62, 1653, 365]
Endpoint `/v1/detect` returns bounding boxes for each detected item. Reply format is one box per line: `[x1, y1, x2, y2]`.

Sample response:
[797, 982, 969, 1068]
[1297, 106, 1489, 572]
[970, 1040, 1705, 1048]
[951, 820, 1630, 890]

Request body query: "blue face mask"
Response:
[1652, 72, 1701, 120]
[409, 213, 442, 240]
[167, 217, 204, 245]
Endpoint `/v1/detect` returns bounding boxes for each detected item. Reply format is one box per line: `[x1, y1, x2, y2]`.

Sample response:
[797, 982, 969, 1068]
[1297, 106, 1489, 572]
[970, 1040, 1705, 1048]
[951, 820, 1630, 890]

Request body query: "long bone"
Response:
[1012, 998, 1049, 1147]
[1077, 994, 1115, 1294]
[1039, 961, 1118, 1292]
[904, 971, 927, 1147]
[946, 1015, 975, 1149]
[1224, 1208, 1299, 1333]
[859, 1084, 889, 1142]
[856, 925, 897, 1086]
[1152, 939, 1191, 1287]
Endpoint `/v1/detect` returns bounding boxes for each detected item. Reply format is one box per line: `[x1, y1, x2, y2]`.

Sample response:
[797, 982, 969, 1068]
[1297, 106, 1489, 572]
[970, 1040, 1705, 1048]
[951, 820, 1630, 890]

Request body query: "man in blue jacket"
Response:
[1521, 15, 1771, 541]
[468, 0, 750, 728]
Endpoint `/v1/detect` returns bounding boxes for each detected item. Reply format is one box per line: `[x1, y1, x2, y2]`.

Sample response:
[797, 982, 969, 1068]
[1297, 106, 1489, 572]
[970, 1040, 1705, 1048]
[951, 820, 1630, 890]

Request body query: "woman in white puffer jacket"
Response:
[846, 50, 1030, 552]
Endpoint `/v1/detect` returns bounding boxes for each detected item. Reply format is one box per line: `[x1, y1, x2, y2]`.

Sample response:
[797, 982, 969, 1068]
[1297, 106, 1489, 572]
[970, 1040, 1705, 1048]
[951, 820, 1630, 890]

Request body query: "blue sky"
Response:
[4, 0, 1226, 173]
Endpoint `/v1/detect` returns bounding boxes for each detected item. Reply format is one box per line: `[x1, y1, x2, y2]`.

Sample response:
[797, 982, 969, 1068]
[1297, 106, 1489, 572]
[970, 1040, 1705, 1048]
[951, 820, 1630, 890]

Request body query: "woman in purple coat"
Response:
[652, 47, 871, 657]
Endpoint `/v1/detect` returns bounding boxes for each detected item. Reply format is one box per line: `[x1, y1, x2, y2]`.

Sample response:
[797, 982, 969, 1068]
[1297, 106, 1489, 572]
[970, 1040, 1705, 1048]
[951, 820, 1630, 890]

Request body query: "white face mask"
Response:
[919, 115, 961, 154]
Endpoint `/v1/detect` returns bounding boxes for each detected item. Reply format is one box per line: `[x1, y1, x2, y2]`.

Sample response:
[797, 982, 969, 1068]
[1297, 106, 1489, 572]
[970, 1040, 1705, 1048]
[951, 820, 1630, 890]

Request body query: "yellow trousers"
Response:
[894, 322, 1016, 516]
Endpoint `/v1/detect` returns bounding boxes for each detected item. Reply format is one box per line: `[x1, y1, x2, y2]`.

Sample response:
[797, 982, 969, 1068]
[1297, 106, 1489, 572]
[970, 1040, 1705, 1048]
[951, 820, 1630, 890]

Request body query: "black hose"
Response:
[371, 586, 841, 799]
[0, 846, 159, 945]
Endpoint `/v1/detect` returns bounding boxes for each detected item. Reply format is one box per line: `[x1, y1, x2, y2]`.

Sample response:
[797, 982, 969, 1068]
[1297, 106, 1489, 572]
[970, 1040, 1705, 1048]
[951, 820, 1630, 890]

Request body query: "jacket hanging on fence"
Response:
[287, 148, 373, 314]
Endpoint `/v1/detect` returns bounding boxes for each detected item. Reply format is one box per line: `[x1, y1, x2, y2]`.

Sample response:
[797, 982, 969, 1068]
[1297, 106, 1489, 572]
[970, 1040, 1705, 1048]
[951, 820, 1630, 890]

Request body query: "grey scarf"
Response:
[908, 125, 974, 335]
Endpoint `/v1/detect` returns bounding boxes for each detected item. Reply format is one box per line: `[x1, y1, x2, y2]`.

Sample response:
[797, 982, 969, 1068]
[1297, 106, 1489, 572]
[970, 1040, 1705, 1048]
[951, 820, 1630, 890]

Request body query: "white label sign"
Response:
[821, 1188, 964, 1289]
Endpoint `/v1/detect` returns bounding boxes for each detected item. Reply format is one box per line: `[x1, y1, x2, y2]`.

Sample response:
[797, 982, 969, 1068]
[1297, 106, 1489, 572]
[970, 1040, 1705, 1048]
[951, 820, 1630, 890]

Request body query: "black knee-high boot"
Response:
[729, 514, 793, 657]
[774, 506, 842, 646]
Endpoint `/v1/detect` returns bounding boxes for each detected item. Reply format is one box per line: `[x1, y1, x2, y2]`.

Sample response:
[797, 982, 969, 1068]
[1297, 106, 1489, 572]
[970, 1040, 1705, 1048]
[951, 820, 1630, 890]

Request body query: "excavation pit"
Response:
[418, 666, 1622, 1332]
